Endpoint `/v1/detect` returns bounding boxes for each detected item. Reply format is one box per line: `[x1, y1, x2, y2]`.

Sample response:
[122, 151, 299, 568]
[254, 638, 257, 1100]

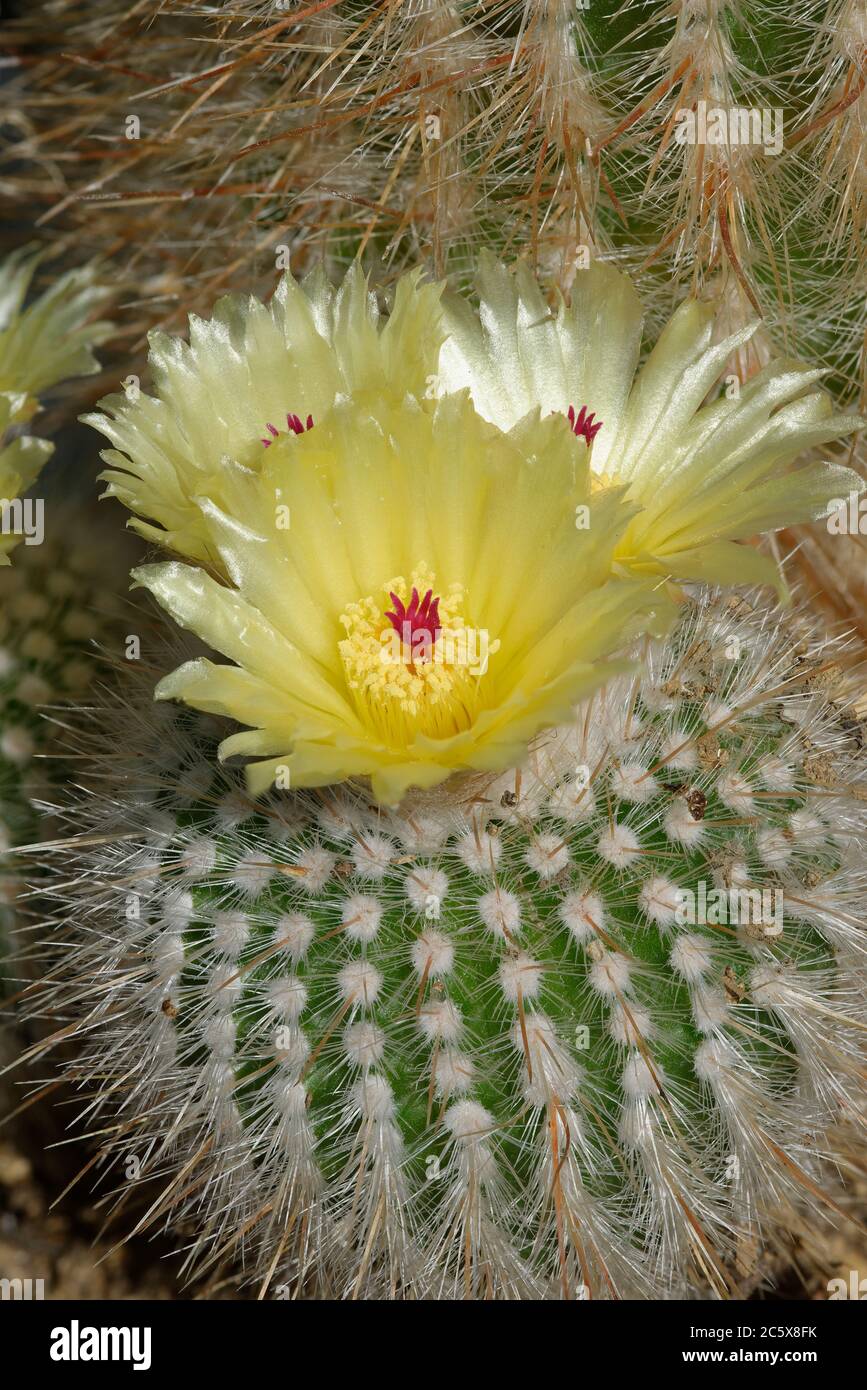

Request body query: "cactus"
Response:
[0, 242, 113, 967]
[0, 520, 131, 977]
[4, 4, 864, 1301]
[24, 586, 866, 1298]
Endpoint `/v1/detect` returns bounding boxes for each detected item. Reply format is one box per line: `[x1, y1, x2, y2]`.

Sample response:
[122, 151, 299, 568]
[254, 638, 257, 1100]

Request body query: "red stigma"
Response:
[567, 404, 603, 446]
[261, 411, 315, 447]
[385, 587, 442, 662]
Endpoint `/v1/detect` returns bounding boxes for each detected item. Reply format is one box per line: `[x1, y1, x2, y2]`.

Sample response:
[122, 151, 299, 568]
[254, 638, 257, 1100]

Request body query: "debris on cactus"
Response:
[20, 585, 867, 1298]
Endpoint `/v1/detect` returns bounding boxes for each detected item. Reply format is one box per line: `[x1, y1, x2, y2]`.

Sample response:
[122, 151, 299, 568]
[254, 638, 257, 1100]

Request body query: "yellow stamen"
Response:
[338, 565, 498, 745]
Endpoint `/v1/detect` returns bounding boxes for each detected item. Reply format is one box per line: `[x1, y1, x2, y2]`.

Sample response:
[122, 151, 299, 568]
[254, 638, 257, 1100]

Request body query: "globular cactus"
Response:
[25, 587, 867, 1299]
[0, 242, 113, 963]
[0, 517, 130, 1159]
[0, 523, 128, 972]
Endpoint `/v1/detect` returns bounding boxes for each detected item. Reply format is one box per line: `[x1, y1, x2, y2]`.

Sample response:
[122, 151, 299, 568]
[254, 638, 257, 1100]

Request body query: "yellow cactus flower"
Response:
[97, 253, 862, 805]
[88, 266, 446, 566]
[437, 254, 863, 593]
[0, 246, 112, 418]
[0, 246, 112, 565]
[0, 395, 52, 565]
[132, 394, 670, 804]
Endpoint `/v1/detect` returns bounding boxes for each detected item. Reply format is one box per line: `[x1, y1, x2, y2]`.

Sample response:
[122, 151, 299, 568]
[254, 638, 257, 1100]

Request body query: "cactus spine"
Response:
[24, 588, 867, 1298]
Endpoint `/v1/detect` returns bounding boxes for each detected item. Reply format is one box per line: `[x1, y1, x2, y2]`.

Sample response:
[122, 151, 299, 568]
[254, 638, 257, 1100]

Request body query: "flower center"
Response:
[384, 586, 441, 662]
[338, 566, 499, 745]
[261, 411, 314, 447]
[567, 404, 602, 446]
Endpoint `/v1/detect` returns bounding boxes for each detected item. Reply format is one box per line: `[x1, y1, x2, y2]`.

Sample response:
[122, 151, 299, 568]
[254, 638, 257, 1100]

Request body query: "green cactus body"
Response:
[0, 536, 111, 965]
[34, 588, 866, 1298]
